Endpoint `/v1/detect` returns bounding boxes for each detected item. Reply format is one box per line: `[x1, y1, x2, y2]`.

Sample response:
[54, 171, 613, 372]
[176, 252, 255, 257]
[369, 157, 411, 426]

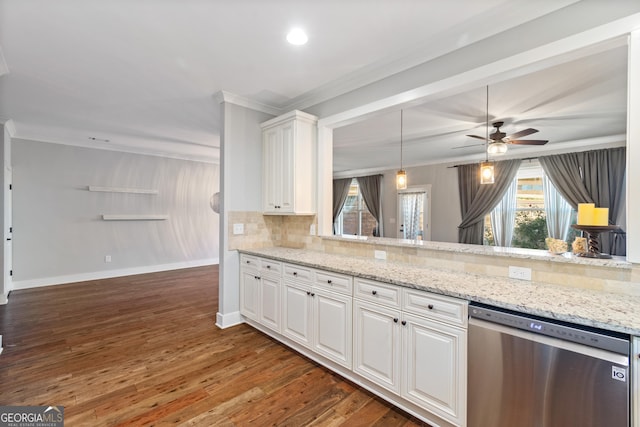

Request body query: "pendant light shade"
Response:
[396, 110, 407, 190]
[480, 161, 495, 184]
[480, 86, 495, 185]
[487, 141, 508, 155]
[396, 169, 407, 189]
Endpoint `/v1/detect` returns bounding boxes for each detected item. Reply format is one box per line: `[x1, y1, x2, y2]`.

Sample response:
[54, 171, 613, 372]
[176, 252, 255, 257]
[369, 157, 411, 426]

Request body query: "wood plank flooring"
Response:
[0, 266, 428, 426]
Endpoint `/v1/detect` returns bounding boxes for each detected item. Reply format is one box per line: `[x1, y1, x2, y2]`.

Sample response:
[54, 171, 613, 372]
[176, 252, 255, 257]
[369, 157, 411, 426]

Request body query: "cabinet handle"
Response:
[428, 304, 434, 310]
[327, 280, 332, 284]
[372, 290, 377, 295]
[393, 318, 399, 323]
[401, 320, 407, 326]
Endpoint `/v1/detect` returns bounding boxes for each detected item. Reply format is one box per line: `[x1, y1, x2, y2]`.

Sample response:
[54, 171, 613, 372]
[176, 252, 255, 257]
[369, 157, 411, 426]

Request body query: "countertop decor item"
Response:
[571, 224, 621, 258]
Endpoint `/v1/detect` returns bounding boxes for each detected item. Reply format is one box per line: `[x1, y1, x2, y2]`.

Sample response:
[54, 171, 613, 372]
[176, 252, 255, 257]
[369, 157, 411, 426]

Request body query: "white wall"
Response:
[12, 139, 219, 288]
[381, 164, 460, 243]
[217, 99, 274, 328]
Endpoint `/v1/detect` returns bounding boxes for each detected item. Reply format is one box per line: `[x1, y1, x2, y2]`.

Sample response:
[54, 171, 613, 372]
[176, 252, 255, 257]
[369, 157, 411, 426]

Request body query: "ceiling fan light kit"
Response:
[487, 141, 508, 155]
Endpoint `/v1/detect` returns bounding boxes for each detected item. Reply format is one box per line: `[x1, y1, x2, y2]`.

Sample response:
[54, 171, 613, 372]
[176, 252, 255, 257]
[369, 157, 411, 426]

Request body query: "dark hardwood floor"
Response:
[0, 265, 427, 426]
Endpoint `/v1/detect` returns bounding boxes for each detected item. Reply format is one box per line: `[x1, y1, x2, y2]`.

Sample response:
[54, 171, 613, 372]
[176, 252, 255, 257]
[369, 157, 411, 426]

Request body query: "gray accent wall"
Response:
[381, 163, 460, 243]
[12, 139, 219, 286]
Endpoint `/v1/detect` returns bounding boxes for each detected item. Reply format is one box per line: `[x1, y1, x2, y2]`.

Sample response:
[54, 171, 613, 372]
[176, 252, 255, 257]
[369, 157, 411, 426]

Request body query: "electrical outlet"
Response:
[374, 250, 387, 260]
[233, 223, 244, 235]
[509, 266, 532, 281]
[105, 255, 112, 263]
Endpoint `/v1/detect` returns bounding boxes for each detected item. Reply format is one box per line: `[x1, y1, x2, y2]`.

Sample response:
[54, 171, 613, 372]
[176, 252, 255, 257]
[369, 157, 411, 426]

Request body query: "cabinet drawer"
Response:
[240, 254, 260, 270]
[283, 263, 313, 282]
[354, 278, 401, 309]
[314, 270, 353, 295]
[402, 289, 468, 327]
[261, 259, 282, 275]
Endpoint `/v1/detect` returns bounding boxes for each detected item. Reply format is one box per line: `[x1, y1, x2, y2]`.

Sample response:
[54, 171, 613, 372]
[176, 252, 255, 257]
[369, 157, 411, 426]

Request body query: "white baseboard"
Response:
[216, 311, 243, 329]
[0, 293, 7, 305]
[11, 258, 219, 290]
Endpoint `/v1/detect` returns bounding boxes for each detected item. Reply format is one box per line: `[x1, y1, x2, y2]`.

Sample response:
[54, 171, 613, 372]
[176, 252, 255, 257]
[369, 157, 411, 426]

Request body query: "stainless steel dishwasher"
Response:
[468, 303, 630, 427]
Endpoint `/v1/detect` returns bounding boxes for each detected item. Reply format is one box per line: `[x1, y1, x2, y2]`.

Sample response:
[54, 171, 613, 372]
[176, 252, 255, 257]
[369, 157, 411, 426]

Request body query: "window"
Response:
[336, 179, 378, 236]
[484, 161, 577, 249]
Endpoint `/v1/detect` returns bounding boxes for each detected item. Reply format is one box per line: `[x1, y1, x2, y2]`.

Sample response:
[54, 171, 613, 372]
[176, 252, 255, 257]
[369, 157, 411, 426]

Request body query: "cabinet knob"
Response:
[401, 320, 407, 326]
[428, 304, 434, 310]
[306, 291, 311, 295]
[372, 290, 377, 295]
[393, 318, 399, 323]
[254, 276, 260, 280]
[293, 272, 298, 276]
[246, 260, 250, 264]
[311, 293, 315, 297]
[327, 280, 332, 284]
[266, 265, 271, 269]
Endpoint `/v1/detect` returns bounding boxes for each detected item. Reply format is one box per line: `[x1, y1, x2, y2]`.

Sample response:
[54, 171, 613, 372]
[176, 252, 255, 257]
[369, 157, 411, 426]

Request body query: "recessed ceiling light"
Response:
[286, 28, 308, 45]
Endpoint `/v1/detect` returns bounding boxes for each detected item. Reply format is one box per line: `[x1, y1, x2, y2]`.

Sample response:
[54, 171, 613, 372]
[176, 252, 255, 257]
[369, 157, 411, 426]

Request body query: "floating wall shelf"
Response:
[88, 186, 158, 195]
[102, 214, 169, 221]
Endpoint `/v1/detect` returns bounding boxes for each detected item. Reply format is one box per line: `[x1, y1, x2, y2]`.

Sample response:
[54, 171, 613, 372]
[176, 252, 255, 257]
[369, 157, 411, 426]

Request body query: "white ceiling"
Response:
[0, 0, 629, 168]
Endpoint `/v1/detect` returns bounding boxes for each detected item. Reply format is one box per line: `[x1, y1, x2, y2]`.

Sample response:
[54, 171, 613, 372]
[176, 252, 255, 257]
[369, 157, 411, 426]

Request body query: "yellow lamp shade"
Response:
[480, 162, 494, 184]
[577, 203, 595, 225]
[396, 169, 407, 190]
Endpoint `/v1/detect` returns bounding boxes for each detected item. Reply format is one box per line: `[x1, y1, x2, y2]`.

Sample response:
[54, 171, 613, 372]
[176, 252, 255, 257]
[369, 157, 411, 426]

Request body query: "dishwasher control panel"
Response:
[469, 303, 630, 356]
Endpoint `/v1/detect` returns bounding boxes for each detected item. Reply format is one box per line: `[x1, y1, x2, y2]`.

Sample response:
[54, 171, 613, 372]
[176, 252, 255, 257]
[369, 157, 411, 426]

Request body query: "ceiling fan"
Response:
[459, 121, 548, 154]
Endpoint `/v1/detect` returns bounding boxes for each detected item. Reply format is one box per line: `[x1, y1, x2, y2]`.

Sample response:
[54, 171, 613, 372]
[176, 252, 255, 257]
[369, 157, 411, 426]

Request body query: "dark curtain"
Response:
[458, 159, 522, 244]
[332, 178, 352, 234]
[357, 174, 383, 236]
[539, 147, 626, 255]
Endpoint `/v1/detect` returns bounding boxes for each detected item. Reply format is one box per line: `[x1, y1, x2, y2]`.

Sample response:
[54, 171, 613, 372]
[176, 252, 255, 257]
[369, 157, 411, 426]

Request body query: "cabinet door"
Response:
[282, 281, 313, 348]
[402, 313, 466, 426]
[313, 288, 352, 368]
[353, 300, 401, 393]
[262, 127, 282, 212]
[260, 275, 281, 332]
[278, 121, 295, 213]
[240, 269, 260, 321]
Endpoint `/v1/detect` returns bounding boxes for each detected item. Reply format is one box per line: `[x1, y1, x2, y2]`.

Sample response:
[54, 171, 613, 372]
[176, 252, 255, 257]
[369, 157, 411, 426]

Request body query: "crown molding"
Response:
[0, 118, 16, 137]
[214, 91, 282, 116]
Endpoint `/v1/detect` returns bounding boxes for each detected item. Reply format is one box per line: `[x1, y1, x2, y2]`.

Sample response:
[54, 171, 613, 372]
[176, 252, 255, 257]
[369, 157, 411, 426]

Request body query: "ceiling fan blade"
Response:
[509, 139, 548, 145]
[506, 128, 538, 139]
[451, 143, 485, 149]
[466, 134, 488, 141]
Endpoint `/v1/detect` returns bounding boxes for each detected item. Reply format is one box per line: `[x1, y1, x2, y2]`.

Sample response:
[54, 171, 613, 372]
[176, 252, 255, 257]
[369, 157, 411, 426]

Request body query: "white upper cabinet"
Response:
[261, 110, 317, 215]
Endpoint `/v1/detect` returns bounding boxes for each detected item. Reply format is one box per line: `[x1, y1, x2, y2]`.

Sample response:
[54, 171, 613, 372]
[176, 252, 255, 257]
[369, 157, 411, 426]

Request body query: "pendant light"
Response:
[480, 86, 495, 185]
[396, 110, 407, 190]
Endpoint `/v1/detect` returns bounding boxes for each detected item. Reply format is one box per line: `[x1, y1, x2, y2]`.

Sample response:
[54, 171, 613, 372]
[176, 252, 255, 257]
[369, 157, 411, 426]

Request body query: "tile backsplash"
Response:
[229, 211, 640, 296]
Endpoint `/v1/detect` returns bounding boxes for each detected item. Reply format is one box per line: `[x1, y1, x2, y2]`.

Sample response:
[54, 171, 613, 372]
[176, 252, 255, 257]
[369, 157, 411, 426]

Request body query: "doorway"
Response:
[397, 185, 431, 241]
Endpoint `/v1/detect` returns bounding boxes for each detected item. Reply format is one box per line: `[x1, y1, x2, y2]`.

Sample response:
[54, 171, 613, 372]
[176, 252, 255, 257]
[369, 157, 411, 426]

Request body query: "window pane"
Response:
[517, 176, 544, 210]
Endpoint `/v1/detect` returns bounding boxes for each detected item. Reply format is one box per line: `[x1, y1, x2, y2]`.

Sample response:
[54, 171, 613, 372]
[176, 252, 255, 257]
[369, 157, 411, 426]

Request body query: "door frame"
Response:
[397, 184, 432, 241]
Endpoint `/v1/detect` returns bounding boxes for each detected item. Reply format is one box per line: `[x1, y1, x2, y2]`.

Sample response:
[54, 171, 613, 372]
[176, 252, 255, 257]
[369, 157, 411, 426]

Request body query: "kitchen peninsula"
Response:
[237, 234, 640, 427]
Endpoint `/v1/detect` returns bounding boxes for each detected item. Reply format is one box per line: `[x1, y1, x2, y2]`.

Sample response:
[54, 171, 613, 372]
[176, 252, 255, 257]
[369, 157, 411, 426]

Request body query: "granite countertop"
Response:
[324, 235, 632, 269]
[240, 247, 640, 336]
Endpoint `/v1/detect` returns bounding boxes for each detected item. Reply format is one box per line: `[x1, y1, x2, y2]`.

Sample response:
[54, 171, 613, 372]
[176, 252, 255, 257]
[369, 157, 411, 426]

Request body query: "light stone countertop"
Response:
[324, 235, 631, 269]
[240, 246, 640, 336]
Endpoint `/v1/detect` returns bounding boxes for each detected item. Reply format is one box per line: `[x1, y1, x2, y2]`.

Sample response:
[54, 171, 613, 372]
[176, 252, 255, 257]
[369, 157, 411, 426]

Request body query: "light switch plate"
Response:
[233, 223, 244, 235]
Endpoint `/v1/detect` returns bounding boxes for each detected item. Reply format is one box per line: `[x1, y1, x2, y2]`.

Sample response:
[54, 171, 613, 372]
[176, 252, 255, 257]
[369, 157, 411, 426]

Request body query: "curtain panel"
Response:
[458, 159, 522, 244]
[490, 177, 518, 247]
[332, 178, 352, 234]
[356, 174, 383, 236]
[539, 147, 626, 255]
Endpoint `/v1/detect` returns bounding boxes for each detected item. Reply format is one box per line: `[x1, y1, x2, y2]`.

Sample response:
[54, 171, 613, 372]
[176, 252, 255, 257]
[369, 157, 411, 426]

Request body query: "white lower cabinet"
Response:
[240, 256, 467, 427]
[403, 312, 466, 426]
[239, 255, 282, 333]
[282, 271, 352, 368]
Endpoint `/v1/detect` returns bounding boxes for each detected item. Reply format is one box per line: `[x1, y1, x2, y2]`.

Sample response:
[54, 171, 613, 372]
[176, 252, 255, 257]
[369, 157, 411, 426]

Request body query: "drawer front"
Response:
[314, 270, 353, 295]
[402, 289, 468, 327]
[354, 278, 401, 309]
[261, 259, 282, 275]
[240, 254, 260, 270]
[283, 263, 313, 282]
